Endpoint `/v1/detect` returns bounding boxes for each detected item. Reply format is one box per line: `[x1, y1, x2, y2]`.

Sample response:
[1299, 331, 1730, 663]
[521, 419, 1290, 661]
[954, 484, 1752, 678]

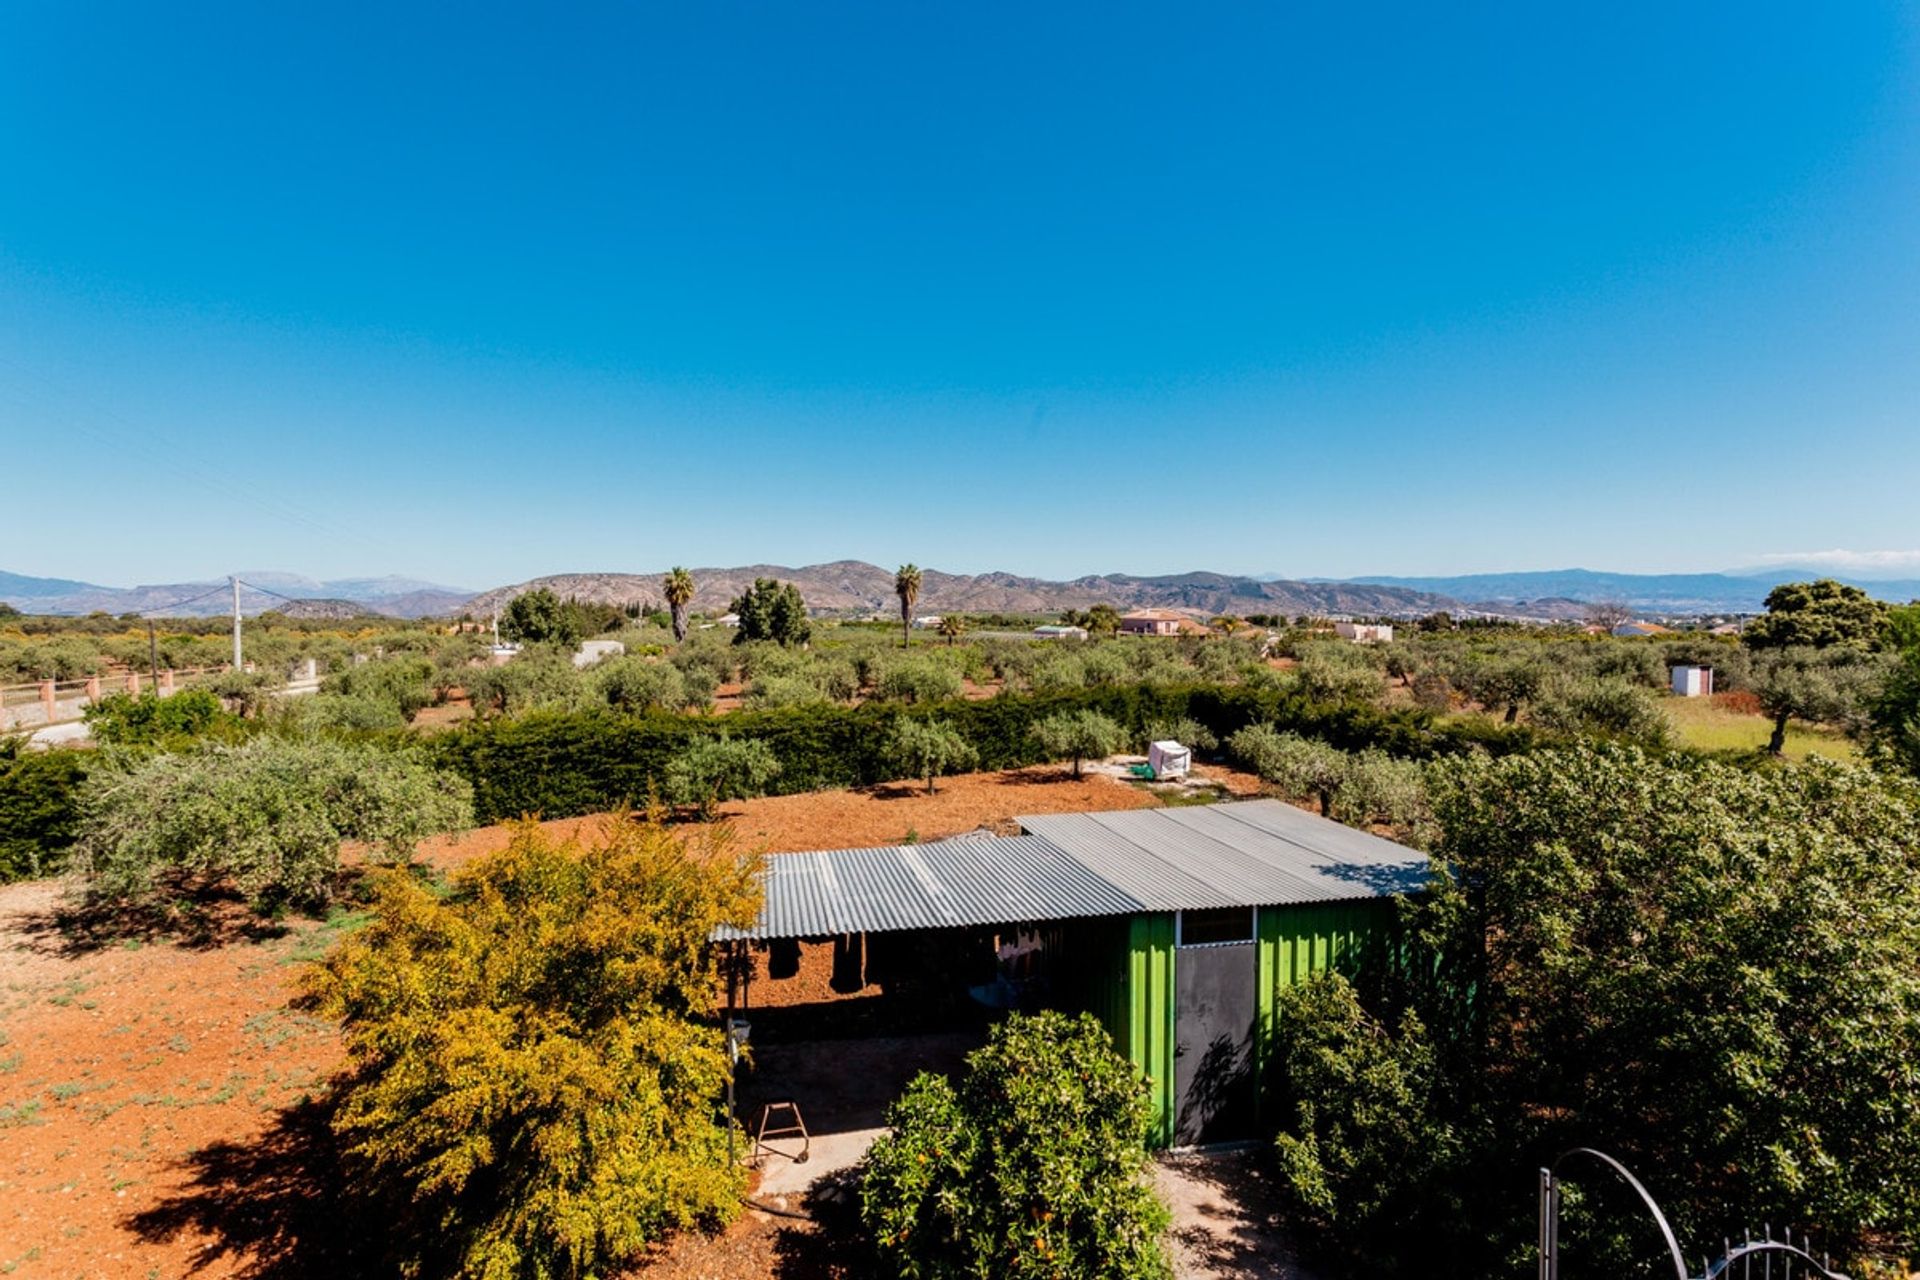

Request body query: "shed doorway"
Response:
[1172, 908, 1257, 1146]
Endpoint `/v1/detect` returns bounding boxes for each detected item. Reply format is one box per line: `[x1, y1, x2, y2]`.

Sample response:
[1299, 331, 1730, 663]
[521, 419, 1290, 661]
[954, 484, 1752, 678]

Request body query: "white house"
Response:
[912, 615, 943, 630]
[1670, 665, 1714, 697]
[1033, 624, 1089, 641]
[1334, 621, 1394, 644]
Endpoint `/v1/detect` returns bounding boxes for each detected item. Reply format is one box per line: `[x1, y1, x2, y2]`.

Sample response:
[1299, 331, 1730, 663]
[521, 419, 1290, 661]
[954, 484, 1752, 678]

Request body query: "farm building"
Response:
[572, 639, 626, 668]
[716, 800, 1426, 1148]
[1333, 621, 1394, 644]
[1033, 623, 1089, 640]
[1120, 608, 1187, 636]
[1670, 664, 1714, 697]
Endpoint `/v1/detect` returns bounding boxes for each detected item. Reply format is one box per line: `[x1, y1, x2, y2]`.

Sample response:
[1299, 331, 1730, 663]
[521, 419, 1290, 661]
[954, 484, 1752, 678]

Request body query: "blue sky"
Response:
[3, 3, 1917, 589]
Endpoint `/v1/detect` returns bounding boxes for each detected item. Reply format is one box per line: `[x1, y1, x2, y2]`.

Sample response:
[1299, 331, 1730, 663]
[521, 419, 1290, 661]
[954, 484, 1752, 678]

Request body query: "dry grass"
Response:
[1662, 694, 1861, 762]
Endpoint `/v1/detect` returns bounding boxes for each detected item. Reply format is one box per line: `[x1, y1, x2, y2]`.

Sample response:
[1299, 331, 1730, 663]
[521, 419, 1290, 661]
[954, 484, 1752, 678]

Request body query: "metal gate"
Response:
[1539, 1148, 1851, 1280]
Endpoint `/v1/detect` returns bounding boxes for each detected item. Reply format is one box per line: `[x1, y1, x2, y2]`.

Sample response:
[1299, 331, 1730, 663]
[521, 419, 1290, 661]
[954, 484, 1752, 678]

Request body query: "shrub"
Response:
[0, 741, 88, 882]
[466, 650, 589, 718]
[594, 655, 702, 713]
[1139, 715, 1217, 753]
[861, 1011, 1172, 1280]
[744, 674, 831, 710]
[662, 735, 782, 818]
[883, 718, 979, 794]
[324, 656, 437, 720]
[71, 737, 473, 910]
[876, 657, 965, 705]
[1029, 709, 1126, 778]
[1228, 725, 1345, 814]
[1328, 750, 1434, 844]
[310, 818, 759, 1278]
[1297, 643, 1388, 705]
[1269, 974, 1457, 1269]
[1529, 676, 1668, 745]
[83, 688, 233, 746]
[283, 691, 409, 733]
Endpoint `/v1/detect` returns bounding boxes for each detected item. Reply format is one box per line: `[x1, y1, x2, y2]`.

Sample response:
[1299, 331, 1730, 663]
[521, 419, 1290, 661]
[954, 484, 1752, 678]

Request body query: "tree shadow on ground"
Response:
[770, 1167, 875, 1280]
[1158, 1148, 1322, 1280]
[126, 1095, 368, 1279]
[12, 881, 299, 957]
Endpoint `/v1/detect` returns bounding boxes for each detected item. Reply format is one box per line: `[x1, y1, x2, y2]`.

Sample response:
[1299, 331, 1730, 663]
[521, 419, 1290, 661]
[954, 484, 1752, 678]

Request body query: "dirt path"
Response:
[1155, 1150, 1323, 1280]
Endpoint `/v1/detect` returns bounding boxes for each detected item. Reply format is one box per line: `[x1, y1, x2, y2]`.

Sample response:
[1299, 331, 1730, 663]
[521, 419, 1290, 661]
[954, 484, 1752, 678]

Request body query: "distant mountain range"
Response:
[1335, 568, 1920, 616]
[462, 563, 1458, 620]
[0, 570, 472, 619]
[7, 562, 1918, 623]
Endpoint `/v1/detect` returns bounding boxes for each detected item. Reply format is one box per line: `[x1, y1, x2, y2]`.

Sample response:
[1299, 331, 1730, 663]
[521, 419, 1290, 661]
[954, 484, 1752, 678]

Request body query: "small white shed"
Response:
[1147, 740, 1192, 780]
[1670, 665, 1714, 697]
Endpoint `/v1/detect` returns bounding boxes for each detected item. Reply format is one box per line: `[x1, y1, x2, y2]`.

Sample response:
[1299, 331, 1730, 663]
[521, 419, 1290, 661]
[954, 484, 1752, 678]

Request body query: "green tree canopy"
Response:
[72, 736, 473, 910]
[1272, 744, 1920, 1275]
[1029, 709, 1126, 778]
[500, 587, 583, 647]
[310, 818, 762, 1279]
[1743, 578, 1890, 651]
[861, 1011, 1172, 1280]
[729, 578, 811, 648]
[662, 734, 782, 818]
[82, 688, 234, 746]
[883, 718, 978, 794]
[1752, 645, 1884, 754]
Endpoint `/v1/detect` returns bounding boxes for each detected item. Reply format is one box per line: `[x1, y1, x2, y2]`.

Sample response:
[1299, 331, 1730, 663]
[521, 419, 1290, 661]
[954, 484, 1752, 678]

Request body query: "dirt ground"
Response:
[0, 761, 1271, 1279]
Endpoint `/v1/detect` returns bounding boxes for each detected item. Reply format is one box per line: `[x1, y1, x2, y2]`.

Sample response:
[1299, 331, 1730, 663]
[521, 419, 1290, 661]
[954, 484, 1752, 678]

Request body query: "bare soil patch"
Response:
[1, 762, 1267, 1278]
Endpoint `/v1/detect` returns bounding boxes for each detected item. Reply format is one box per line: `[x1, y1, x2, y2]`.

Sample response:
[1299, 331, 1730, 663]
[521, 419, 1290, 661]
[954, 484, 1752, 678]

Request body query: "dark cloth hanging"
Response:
[829, 932, 865, 993]
[768, 937, 802, 980]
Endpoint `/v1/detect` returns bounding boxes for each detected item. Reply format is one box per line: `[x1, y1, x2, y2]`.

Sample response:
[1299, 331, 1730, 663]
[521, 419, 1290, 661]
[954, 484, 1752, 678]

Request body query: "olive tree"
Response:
[72, 737, 473, 910]
[1029, 709, 1126, 778]
[883, 718, 978, 794]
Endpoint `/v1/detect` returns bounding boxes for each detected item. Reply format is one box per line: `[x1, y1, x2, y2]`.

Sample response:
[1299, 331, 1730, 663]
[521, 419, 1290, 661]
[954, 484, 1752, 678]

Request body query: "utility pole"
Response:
[230, 576, 243, 671]
[147, 619, 160, 691]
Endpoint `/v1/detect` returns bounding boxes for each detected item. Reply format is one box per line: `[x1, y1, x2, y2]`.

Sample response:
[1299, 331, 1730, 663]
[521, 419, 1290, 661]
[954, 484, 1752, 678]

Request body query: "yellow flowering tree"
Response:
[308, 815, 762, 1279]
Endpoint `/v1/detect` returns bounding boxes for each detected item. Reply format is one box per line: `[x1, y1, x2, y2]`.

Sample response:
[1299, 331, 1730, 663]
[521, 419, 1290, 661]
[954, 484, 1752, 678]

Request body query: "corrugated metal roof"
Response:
[719, 799, 1427, 940]
[714, 834, 1142, 941]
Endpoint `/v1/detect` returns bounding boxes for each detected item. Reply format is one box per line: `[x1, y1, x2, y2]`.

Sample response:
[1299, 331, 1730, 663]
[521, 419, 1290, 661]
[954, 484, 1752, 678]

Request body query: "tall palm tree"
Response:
[937, 614, 966, 647]
[663, 567, 695, 643]
[894, 564, 922, 648]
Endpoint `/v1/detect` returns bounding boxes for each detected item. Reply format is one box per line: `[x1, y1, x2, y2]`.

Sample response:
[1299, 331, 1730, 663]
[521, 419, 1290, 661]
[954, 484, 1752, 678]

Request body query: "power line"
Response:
[133, 583, 233, 616]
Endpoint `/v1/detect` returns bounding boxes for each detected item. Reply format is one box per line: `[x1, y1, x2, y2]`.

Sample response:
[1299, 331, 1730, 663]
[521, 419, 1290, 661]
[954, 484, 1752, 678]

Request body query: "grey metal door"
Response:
[1173, 941, 1255, 1145]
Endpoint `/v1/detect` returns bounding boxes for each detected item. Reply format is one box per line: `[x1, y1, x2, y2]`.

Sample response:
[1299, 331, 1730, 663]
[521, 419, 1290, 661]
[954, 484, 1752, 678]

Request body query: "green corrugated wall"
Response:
[1252, 899, 1396, 1128]
[1062, 899, 1396, 1148]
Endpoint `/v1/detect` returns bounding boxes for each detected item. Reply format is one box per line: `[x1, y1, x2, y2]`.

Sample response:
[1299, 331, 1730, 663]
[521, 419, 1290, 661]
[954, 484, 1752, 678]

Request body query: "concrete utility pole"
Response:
[230, 576, 243, 671]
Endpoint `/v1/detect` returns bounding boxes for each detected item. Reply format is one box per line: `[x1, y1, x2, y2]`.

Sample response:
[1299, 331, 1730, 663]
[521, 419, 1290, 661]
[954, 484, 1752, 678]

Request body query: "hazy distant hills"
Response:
[0, 570, 472, 619]
[462, 563, 1459, 620]
[10, 561, 1919, 622]
[1342, 568, 1920, 615]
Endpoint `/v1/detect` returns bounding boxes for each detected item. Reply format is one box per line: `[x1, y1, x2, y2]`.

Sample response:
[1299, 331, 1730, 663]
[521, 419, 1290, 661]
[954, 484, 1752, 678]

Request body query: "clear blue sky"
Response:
[3, 3, 1917, 589]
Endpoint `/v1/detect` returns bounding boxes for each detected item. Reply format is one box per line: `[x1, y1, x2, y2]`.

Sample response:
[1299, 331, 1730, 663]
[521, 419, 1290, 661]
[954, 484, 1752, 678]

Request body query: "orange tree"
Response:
[308, 815, 762, 1279]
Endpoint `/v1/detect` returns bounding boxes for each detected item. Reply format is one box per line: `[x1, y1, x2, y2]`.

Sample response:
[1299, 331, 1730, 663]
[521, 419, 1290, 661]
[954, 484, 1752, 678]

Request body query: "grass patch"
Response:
[281, 905, 375, 966]
[1663, 696, 1861, 762]
[0, 1099, 44, 1127]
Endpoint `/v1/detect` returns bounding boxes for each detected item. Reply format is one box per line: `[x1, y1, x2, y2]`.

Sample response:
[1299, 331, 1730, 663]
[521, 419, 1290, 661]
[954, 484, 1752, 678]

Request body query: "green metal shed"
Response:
[718, 799, 1427, 1148]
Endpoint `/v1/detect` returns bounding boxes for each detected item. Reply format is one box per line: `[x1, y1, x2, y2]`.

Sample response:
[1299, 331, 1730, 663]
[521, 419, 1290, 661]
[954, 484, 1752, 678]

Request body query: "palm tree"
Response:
[894, 564, 922, 648]
[937, 614, 966, 647]
[663, 567, 695, 644]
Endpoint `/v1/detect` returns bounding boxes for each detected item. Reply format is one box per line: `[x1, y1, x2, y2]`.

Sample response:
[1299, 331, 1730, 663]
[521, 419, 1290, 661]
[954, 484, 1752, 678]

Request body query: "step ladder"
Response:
[754, 1100, 810, 1165]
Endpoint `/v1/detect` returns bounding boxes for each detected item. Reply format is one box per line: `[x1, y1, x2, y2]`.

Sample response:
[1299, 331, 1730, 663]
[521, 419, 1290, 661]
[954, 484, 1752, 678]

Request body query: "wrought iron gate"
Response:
[1538, 1148, 1850, 1280]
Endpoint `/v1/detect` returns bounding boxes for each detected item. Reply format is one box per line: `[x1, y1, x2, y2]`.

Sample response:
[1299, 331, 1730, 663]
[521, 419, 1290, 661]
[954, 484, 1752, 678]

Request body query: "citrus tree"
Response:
[862, 1011, 1172, 1279]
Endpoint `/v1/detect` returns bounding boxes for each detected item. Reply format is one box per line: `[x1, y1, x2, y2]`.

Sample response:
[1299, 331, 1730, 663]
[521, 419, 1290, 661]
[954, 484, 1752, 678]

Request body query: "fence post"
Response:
[161, 669, 175, 695]
[127, 671, 141, 695]
[39, 680, 55, 723]
[86, 675, 101, 701]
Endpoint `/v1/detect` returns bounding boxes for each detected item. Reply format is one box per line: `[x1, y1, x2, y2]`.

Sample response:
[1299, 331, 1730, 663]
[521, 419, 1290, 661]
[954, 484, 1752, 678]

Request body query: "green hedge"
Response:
[0, 743, 89, 882]
[432, 684, 1537, 825]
